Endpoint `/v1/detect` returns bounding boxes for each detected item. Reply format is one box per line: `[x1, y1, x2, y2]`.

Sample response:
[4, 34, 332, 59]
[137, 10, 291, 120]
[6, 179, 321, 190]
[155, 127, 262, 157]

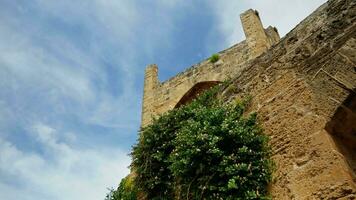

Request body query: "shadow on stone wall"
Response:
[174, 81, 221, 108]
[326, 93, 356, 182]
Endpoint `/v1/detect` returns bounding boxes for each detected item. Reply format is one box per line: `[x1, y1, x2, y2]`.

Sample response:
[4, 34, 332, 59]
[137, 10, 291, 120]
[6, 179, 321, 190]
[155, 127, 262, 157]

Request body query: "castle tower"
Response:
[141, 64, 159, 127]
[240, 9, 280, 58]
[140, 9, 280, 127]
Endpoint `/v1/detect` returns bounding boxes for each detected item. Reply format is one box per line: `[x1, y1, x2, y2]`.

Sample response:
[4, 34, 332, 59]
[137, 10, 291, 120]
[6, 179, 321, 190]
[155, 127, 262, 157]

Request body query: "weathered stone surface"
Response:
[140, 0, 356, 198]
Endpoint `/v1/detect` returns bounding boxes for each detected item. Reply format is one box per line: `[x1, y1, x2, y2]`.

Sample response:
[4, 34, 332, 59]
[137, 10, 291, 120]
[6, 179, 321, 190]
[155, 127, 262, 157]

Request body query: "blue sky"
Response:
[0, 0, 326, 199]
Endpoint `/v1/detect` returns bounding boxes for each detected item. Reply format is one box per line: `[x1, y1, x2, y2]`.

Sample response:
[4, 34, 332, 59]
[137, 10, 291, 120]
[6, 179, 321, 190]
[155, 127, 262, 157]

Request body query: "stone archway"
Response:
[174, 81, 221, 108]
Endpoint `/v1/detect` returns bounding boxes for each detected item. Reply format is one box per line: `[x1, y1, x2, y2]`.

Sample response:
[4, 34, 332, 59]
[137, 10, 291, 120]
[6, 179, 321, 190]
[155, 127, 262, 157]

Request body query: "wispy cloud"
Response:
[0, 1, 144, 199]
[0, 123, 131, 200]
[0, 1, 196, 199]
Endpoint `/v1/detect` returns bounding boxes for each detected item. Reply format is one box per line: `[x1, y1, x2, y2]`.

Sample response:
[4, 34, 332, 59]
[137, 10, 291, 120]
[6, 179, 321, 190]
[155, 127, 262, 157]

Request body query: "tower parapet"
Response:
[240, 9, 280, 58]
[265, 26, 280, 46]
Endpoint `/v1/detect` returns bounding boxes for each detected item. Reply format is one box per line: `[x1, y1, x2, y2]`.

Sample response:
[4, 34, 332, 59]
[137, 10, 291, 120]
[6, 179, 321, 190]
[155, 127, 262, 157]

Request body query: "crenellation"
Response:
[140, 31, 266, 127]
[265, 26, 280, 46]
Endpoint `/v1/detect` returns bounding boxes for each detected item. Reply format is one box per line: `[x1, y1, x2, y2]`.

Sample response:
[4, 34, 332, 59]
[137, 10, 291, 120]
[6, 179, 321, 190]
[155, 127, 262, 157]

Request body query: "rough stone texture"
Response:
[140, 0, 356, 198]
[141, 64, 159, 126]
[219, 0, 356, 198]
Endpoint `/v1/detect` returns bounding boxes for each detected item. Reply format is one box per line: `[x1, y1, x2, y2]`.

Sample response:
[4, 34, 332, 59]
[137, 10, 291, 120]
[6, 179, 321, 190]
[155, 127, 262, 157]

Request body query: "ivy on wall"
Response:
[112, 86, 274, 199]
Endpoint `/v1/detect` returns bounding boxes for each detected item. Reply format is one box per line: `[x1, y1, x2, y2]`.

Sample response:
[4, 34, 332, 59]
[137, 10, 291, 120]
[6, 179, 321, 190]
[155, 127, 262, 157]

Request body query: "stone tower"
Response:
[141, 64, 159, 127]
[240, 9, 280, 58]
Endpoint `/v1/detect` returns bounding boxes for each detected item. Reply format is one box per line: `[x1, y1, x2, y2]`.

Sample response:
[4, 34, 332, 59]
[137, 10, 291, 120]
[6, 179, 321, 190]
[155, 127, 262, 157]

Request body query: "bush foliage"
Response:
[130, 86, 273, 199]
[209, 54, 220, 63]
[105, 175, 138, 200]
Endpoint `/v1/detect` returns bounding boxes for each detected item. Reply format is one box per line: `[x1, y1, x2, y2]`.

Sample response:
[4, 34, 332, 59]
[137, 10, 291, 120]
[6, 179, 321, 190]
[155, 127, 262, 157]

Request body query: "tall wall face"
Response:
[220, 0, 356, 198]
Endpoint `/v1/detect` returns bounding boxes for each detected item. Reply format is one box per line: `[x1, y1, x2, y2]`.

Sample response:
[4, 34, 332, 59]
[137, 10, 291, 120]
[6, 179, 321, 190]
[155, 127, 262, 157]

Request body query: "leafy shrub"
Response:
[209, 54, 220, 63]
[132, 86, 273, 199]
[132, 103, 197, 198]
[105, 188, 119, 200]
[105, 175, 138, 200]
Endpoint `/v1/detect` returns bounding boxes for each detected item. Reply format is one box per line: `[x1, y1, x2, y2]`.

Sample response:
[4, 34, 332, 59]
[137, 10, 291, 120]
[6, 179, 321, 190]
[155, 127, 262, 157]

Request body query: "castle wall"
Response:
[141, 42, 250, 126]
[152, 42, 250, 120]
[220, 0, 356, 198]
[141, 10, 276, 127]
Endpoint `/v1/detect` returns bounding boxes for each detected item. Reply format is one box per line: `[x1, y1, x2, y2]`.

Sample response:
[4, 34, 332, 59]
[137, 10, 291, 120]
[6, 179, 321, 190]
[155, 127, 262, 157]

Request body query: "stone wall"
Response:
[218, 0, 356, 198]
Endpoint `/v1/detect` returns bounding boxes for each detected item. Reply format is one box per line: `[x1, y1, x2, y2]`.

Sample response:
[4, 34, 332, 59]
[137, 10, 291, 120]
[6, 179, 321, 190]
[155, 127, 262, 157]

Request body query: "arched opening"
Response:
[325, 93, 356, 180]
[174, 81, 221, 108]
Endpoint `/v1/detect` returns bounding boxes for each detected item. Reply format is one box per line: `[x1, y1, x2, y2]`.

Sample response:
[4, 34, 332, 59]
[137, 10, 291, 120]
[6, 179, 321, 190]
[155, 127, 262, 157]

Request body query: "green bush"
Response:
[209, 54, 220, 63]
[105, 175, 138, 200]
[132, 86, 273, 199]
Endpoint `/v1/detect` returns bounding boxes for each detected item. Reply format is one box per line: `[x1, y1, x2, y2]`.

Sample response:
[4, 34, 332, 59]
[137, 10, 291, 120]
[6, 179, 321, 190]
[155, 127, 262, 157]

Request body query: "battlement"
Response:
[141, 9, 279, 127]
[265, 26, 280, 46]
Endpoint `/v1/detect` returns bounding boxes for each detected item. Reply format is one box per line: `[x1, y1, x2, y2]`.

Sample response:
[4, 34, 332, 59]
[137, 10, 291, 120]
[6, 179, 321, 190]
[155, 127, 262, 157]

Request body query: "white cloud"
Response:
[0, 0, 187, 129]
[0, 2, 141, 130]
[0, 4, 188, 198]
[0, 9, 136, 195]
[0, 24, 97, 104]
[245, 0, 327, 36]
[32, 123, 57, 145]
[0, 123, 131, 200]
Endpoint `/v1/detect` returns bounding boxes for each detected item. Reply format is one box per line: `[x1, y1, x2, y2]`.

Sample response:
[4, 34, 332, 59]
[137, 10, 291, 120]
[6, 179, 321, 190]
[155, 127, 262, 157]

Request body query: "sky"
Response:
[0, 0, 327, 199]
